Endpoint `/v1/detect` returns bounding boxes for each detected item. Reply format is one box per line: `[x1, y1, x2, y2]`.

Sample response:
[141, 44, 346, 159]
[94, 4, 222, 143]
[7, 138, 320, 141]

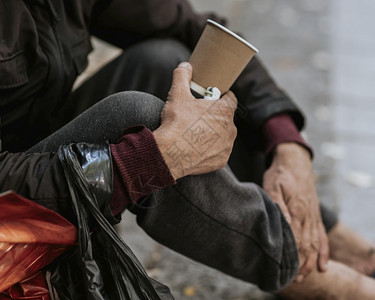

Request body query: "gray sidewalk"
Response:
[82, 0, 375, 298]
[331, 0, 375, 240]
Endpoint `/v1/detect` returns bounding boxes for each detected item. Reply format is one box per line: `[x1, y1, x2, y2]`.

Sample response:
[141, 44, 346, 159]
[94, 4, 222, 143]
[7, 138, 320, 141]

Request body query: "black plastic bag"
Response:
[51, 144, 174, 300]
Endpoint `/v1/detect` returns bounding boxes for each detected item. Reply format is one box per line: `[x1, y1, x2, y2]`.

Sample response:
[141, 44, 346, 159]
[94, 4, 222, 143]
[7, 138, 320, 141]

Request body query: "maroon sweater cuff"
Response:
[109, 125, 176, 216]
[262, 114, 313, 161]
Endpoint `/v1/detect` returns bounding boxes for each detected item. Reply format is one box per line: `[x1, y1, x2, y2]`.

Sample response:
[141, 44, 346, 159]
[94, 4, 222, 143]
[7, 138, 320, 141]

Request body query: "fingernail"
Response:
[178, 62, 191, 68]
[295, 275, 304, 283]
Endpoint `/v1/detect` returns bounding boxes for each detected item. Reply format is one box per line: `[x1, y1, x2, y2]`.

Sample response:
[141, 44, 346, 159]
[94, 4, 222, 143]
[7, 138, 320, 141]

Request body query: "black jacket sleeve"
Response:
[91, 0, 221, 50]
[0, 136, 114, 223]
[90, 0, 305, 150]
[0, 151, 72, 218]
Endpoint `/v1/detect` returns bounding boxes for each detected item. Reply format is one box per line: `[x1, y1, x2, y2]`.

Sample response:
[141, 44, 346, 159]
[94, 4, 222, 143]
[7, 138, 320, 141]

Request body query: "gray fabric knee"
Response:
[28, 91, 164, 153]
[98, 91, 164, 134]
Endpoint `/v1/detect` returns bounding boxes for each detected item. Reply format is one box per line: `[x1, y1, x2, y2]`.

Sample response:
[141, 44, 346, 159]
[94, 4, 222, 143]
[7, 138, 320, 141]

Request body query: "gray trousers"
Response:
[29, 39, 337, 292]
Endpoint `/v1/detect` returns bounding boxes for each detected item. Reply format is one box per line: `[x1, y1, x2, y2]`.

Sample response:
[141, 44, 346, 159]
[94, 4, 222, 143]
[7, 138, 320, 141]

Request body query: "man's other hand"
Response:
[154, 62, 238, 180]
[263, 143, 329, 282]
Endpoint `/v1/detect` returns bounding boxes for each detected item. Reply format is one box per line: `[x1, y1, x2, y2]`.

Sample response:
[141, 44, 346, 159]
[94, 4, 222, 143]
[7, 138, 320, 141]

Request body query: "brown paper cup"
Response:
[189, 20, 258, 96]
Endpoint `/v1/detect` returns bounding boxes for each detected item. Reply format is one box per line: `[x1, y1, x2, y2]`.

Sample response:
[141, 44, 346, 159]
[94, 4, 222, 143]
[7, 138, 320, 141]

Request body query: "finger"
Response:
[297, 251, 318, 282]
[310, 221, 321, 253]
[272, 192, 292, 224]
[290, 213, 303, 246]
[169, 62, 193, 99]
[318, 222, 329, 272]
[264, 183, 292, 224]
[298, 221, 318, 279]
[220, 91, 238, 112]
[294, 218, 308, 275]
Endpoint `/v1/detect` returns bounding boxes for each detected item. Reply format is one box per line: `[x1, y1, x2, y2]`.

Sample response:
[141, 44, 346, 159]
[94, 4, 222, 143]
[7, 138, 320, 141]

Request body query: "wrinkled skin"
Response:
[154, 62, 238, 180]
[263, 143, 329, 281]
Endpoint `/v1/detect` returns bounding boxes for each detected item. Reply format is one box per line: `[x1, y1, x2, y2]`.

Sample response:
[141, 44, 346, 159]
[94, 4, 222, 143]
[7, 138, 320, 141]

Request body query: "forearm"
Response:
[0, 130, 176, 222]
[232, 57, 305, 152]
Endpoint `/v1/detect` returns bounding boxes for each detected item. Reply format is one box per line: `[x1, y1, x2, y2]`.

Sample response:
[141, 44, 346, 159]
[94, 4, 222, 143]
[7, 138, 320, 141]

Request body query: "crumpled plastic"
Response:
[0, 191, 77, 296]
[0, 271, 50, 300]
[55, 143, 174, 299]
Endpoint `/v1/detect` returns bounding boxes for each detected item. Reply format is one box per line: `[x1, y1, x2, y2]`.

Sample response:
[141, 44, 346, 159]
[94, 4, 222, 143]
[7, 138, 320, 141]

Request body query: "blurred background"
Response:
[79, 0, 375, 298]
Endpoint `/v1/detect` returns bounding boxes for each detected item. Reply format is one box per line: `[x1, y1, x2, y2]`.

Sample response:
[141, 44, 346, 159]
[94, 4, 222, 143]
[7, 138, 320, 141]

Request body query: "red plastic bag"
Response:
[0, 271, 50, 300]
[0, 191, 77, 294]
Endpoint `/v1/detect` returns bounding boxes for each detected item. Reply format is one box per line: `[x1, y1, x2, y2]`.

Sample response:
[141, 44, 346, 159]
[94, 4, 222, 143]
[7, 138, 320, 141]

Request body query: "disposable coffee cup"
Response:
[189, 19, 258, 96]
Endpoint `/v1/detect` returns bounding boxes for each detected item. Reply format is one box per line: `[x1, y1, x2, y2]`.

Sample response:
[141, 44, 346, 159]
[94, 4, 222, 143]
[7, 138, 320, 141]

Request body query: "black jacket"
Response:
[0, 0, 304, 212]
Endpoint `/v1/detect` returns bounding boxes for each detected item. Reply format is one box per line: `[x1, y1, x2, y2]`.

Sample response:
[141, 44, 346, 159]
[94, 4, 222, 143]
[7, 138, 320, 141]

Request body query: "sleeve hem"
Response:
[261, 113, 313, 166]
[109, 125, 176, 216]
